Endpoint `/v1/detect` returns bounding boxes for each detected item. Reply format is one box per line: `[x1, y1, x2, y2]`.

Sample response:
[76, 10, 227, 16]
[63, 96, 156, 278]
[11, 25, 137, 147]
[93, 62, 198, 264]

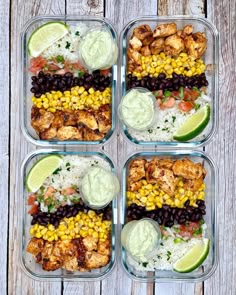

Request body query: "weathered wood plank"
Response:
[204, 0, 236, 295]
[8, 1, 65, 294]
[0, 0, 10, 293]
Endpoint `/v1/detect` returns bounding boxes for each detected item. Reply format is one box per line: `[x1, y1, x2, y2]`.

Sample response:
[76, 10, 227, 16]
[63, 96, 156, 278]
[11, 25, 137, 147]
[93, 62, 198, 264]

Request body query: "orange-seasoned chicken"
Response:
[83, 128, 104, 141]
[83, 236, 98, 252]
[164, 34, 185, 56]
[77, 110, 98, 130]
[150, 38, 165, 55]
[62, 109, 77, 126]
[129, 36, 142, 51]
[133, 24, 153, 40]
[51, 112, 64, 128]
[31, 106, 55, 133]
[142, 34, 154, 46]
[97, 239, 110, 256]
[128, 159, 147, 183]
[127, 48, 142, 65]
[157, 158, 174, 170]
[172, 158, 206, 180]
[184, 32, 207, 59]
[40, 127, 57, 140]
[141, 45, 152, 56]
[57, 126, 83, 140]
[153, 23, 177, 38]
[62, 257, 79, 272]
[85, 251, 110, 269]
[26, 237, 45, 256]
[183, 177, 204, 192]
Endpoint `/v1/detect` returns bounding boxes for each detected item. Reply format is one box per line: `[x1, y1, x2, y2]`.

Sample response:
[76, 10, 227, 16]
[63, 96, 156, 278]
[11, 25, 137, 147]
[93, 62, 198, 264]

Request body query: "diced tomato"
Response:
[178, 101, 194, 112]
[179, 222, 201, 237]
[27, 194, 37, 205]
[61, 187, 76, 196]
[183, 88, 200, 101]
[100, 68, 111, 76]
[160, 97, 176, 110]
[29, 56, 47, 74]
[47, 64, 61, 71]
[171, 91, 180, 98]
[44, 186, 56, 198]
[28, 204, 39, 215]
[64, 61, 87, 72]
[153, 90, 163, 98]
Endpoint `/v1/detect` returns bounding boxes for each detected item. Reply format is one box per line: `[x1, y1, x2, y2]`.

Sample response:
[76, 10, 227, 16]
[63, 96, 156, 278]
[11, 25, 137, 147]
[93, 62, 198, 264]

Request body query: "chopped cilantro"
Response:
[199, 219, 205, 226]
[63, 196, 67, 201]
[162, 127, 169, 131]
[43, 65, 49, 71]
[48, 204, 54, 212]
[160, 242, 164, 246]
[71, 184, 78, 190]
[172, 116, 176, 123]
[142, 262, 148, 267]
[157, 126, 160, 129]
[164, 90, 171, 97]
[95, 160, 99, 164]
[78, 71, 84, 78]
[65, 41, 71, 49]
[75, 31, 80, 36]
[56, 55, 64, 63]
[53, 167, 62, 175]
[66, 162, 71, 167]
[58, 44, 61, 48]
[157, 255, 161, 259]
[37, 195, 43, 203]
[164, 119, 168, 123]
[193, 227, 203, 236]
[148, 129, 153, 133]
[52, 178, 54, 183]
[167, 250, 172, 261]
[194, 103, 201, 111]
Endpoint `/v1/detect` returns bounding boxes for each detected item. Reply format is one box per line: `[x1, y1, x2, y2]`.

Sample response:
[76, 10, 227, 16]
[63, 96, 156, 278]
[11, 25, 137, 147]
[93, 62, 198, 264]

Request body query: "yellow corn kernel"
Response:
[35, 232, 42, 238]
[61, 235, 69, 240]
[41, 228, 47, 235]
[48, 236, 54, 242]
[140, 196, 147, 204]
[29, 228, 35, 235]
[48, 224, 55, 231]
[178, 180, 184, 187]
[179, 188, 185, 194]
[146, 205, 155, 211]
[59, 224, 67, 231]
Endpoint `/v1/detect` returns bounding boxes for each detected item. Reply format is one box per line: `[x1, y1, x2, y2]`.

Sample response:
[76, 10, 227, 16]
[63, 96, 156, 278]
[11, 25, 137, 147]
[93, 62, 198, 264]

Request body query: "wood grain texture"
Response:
[0, 0, 9, 293]
[8, 1, 65, 294]
[204, 0, 236, 295]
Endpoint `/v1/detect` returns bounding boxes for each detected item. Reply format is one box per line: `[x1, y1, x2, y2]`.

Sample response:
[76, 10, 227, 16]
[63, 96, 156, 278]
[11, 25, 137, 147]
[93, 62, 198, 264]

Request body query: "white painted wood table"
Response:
[0, 0, 235, 294]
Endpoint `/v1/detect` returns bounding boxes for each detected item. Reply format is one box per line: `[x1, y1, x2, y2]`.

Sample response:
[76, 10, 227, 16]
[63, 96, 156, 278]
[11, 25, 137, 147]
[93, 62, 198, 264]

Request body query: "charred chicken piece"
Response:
[57, 126, 83, 140]
[40, 127, 57, 140]
[133, 24, 153, 40]
[164, 34, 185, 56]
[153, 23, 177, 38]
[26, 238, 45, 256]
[83, 236, 98, 252]
[83, 128, 104, 141]
[77, 110, 98, 130]
[150, 38, 165, 55]
[62, 109, 77, 126]
[141, 45, 152, 56]
[183, 177, 204, 192]
[184, 32, 207, 59]
[129, 36, 142, 51]
[85, 251, 110, 269]
[172, 158, 206, 180]
[31, 106, 55, 133]
[51, 111, 64, 128]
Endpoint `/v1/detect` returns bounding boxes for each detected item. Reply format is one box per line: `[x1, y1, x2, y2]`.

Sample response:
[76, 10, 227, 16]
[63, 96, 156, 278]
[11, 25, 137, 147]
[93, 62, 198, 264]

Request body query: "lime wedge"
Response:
[173, 239, 210, 273]
[26, 155, 63, 192]
[173, 105, 210, 142]
[28, 22, 68, 57]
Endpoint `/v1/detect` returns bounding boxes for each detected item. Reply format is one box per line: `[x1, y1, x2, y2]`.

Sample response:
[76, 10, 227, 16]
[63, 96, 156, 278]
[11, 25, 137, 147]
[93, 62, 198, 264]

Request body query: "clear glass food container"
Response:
[21, 15, 118, 146]
[20, 149, 118, 281]
[120, 150, 218, 282]
[120, 16, 219, 147]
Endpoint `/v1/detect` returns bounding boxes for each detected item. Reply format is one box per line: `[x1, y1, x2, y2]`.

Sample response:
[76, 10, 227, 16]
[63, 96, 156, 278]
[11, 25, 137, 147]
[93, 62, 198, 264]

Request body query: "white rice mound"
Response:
[127, 237, 205, 271]
[127, 96, 209, 142]
[42, 23, 89, 62]
[43, 155, 111, 190]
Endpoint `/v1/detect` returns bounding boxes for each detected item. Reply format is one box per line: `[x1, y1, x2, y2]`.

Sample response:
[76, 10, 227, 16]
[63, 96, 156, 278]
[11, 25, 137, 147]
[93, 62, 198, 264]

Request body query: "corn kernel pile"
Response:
[32, 86, 111, 112]
[127, 179, 205, 211]
[30, 210, 111, 242]
[131, 52, 206, 79]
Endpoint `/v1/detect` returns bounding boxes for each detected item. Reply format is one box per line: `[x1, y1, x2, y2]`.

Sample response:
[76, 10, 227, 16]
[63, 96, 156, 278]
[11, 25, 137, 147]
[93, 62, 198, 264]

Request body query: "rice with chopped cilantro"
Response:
[127, 96, 209, 142]
[42, 23, 89, 62]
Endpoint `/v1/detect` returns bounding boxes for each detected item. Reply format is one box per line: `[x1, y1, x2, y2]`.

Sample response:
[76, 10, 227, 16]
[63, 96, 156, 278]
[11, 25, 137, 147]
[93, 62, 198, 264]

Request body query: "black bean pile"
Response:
[126, 73, 209, 92]
[127, 200, 206, 227]
[31, 201, 112, 228]
[31, 70, 111, 98]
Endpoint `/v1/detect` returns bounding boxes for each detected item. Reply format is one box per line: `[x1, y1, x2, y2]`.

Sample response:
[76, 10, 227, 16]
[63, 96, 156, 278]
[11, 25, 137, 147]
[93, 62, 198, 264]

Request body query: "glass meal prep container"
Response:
[120, 16, 219, 147]
[21, 16, 118, 146]
[121, 150, 218, 282]
[20, 150, 118, 281]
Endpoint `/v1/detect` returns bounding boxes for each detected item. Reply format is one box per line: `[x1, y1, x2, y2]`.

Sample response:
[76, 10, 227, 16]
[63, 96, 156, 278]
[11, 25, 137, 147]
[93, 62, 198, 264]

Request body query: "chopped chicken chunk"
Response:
[184, 32, 207, 59]
[83, 128, 104, 141]
[164, 34, 185, 56]
[26, 238, 45, 256]
[183, 178, 204, 192]
[141, 45, 152, 56]
[83, 236, 98, 252]
[40, 127, 57, 140]
[129, 36, 142, 51]
[153, 23, 177, 38]
[77, 110, 98, 130]
[172, 158, 206, 180]
[150, 38, 165, 55]
[57, 126, 82, 140]
[31, 107, 55, 133]
[133, 24, 153, 40]
[97, 239, 110, 256]
[85, 251, 110, 269]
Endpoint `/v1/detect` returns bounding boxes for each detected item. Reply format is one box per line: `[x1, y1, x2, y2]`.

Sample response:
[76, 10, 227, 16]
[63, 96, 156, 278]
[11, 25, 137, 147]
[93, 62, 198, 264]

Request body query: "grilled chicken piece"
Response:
[164, 34, 185, 56]
[150, 38, 165, 55]
[142, 35, 154, 46]
[83, 128, 104, 141]
[184, 32, 207, 59]
[96, 114, 111, 133]
[128, 159, 147, 183]
[26, 238, 45, 256]
[153, 23, 177, 38]
[99, 104, 111, 120]
[77, 110, 98, 130]
[133, 24, 153, 40]
[129, 36, 142, 51]
[54, 240, 77, 260]
[83, 236, 98, 252]
[97, 239, 110, 256]
[141, 45, 152, 56]
[183, 178, 204, 192]
[40, 127, 57, 140]
[62, 257, 78, 272]
[129, 180, 143, 192]
[127, 48, 142, 66]
[57, 126, 82, 140]
[31, 106, 55, 133]
[51, 112, 64, 128]
[85, 251, 110, 269]
[183, 25, 193, 35]
[158, 159, 174, 170]
[62, 109, 77, 126]
[172, 158, 206, 180]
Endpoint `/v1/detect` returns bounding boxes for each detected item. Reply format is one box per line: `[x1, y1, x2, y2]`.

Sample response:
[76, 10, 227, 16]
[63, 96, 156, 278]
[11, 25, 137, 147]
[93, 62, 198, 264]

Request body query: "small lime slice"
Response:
[173, 239, 210, 273]
[173, 105, 210, 142]
[26, 155, 63, 192]
[28, 22, 69, 57]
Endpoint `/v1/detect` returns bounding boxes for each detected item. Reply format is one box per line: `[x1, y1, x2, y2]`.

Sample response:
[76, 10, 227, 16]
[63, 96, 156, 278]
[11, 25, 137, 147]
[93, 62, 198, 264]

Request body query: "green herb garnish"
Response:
[65, 41, 71, 49]
[172, 116, 176, 123]
[75, 31, 80, 36]
[78, 71, 84, 78]
[194, 103, 201, 111]
[56, 55, 64, 63]
[53, 167, 62, 175]
[179, 87, 184, 98]
[193, 227, 203, 236]
[148, 129, 153, 133]
[164, 90, 171, 97]
[142, 262, 148, 267]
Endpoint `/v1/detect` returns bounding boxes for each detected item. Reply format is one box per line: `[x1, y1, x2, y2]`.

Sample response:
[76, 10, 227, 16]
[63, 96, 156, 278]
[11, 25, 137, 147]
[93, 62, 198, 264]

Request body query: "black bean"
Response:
[38, 71, 44, 77]
[158, 73, 166, 80]
[184, 200, 190, 207]
[31, 76, 37, 81]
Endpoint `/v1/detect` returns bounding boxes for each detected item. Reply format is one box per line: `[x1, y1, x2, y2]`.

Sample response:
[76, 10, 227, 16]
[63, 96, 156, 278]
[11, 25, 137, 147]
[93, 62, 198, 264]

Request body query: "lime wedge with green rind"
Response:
[173, 238, 210, 273]
[28, 22, 69, 57]
[26, 155, 63, 192]
[173, 105, 210, 142]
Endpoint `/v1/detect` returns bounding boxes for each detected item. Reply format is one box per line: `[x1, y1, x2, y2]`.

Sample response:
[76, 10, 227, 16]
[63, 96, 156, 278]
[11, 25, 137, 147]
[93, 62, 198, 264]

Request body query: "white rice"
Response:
[127, 96, 210, 142]
[43, 155, 111, 190]
[42, 23, 89, 62]
[127, 236, 205, 271]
